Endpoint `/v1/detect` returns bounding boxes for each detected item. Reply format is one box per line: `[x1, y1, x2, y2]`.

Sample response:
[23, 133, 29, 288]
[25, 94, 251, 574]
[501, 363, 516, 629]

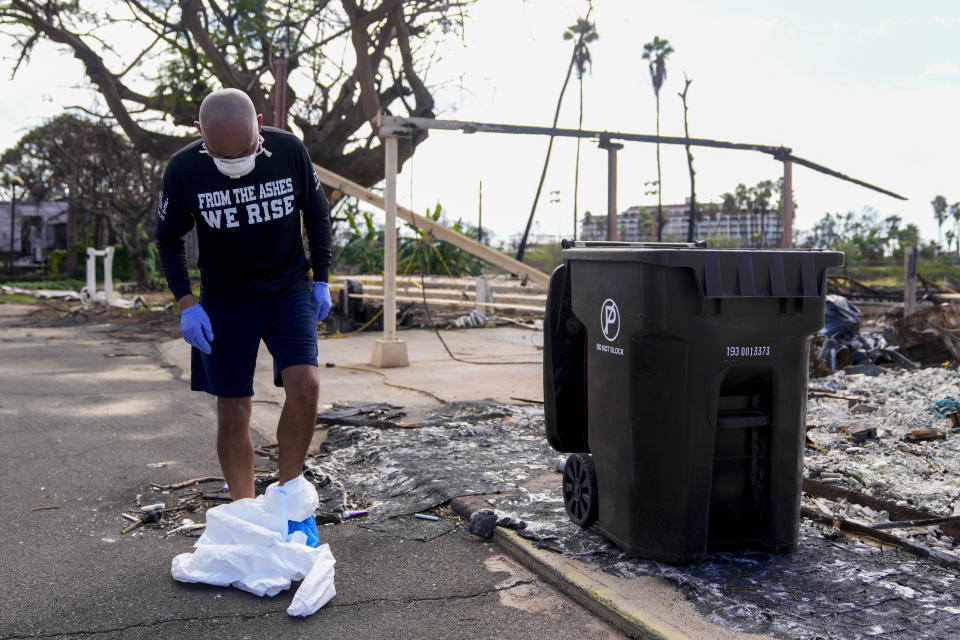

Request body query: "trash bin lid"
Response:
[561, 241, 844, 298]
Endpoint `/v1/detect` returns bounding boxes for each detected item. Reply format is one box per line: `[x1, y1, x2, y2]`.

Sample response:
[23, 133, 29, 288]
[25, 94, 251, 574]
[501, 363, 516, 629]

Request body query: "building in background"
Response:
[0, 200, 68, 265]
[581, 202, 783, 247]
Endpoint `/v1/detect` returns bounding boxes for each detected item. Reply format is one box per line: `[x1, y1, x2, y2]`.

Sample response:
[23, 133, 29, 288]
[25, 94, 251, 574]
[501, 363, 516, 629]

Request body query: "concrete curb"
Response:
[449, 497, 695, 640]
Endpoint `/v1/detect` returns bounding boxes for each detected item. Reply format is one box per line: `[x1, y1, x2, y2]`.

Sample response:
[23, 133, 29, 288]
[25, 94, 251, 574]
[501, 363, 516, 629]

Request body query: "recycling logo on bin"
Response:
[597, 298, 625, 356]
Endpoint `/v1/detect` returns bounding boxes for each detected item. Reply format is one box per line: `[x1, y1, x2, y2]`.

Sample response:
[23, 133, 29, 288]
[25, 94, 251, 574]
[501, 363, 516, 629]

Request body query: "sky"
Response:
[2, 0, 958, 246]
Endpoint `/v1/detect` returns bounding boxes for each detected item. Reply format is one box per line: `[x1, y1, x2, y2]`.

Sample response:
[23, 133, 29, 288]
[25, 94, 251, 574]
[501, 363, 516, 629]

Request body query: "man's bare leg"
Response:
[277, 364, 320, 484]
[217, 396, 255, 499]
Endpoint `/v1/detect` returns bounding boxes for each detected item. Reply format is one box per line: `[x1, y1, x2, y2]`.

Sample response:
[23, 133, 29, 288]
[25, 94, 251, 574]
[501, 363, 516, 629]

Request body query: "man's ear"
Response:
[256, 114, 263, 131]
[194, 121, 202, 135]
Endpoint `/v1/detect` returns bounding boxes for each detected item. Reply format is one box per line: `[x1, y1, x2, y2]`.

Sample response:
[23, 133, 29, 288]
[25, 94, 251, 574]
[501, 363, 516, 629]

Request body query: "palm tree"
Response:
[564, 18, 598, 241]
[951, 201, 960, 254]
[734, 182, 749, 243]
[753, 179, 774, 247]
[932, 195, 948, 251]
[884, 214, 901, 256]
[642, 35, 674, 241]
[516, 7, 594, 260]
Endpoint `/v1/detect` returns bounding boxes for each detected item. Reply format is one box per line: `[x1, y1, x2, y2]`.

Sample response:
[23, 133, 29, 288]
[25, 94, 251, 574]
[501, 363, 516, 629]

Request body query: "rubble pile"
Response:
[806, 366, 960, 518]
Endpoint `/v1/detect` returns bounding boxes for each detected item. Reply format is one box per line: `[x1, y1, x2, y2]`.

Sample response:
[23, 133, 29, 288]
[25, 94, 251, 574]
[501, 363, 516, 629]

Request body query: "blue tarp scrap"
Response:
[927, 397, 960, 418]
[815, 295, 918, 371]
[822, 294, 862, 340]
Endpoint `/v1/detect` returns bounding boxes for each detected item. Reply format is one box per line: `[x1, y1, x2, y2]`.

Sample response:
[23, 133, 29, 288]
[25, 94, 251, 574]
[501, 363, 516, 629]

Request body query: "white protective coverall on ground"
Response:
[170, 475, 336, 617]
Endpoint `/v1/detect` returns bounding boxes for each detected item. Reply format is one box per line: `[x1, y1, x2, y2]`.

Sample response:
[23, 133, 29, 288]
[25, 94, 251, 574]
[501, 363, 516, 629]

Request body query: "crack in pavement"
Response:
[1, 579, 539, 638]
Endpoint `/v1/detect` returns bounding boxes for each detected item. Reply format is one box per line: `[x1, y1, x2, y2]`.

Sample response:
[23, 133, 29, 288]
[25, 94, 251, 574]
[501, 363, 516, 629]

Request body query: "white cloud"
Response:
[857, 18, 895, 39]
[921, 63, 958, 78]
[931, 16, 955, 26]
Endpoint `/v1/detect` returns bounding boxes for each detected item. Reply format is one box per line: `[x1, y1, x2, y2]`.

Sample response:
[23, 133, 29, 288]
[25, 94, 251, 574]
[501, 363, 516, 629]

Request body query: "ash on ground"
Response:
[309, 374, 960, 640]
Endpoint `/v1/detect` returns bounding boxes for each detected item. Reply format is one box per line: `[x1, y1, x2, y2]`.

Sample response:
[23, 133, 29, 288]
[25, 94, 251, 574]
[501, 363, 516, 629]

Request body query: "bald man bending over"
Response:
[156, 88, 332, 544]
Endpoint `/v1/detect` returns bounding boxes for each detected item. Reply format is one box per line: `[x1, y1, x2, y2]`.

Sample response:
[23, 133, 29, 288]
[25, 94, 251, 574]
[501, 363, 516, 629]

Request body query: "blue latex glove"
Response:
[180, 304, 214, 354]
[288, 516, 321, 548]
[312, 281, 331, 322]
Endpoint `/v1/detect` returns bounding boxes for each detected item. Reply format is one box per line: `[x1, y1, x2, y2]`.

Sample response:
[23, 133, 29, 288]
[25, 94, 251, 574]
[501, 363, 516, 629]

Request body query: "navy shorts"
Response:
[190, 286, 319, 398]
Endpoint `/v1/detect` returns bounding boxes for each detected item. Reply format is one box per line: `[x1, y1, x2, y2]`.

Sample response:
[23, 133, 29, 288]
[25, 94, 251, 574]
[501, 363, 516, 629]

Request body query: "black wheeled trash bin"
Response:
[543, 241, 844, 562]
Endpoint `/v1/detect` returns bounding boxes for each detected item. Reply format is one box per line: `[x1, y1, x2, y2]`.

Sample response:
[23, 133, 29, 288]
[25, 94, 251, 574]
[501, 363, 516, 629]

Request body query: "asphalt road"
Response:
[0, 310, 620, 640]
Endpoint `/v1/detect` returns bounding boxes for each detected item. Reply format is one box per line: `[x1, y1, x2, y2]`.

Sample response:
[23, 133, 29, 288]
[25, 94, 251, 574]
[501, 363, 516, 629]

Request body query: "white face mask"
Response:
[201, 134, 271, 179]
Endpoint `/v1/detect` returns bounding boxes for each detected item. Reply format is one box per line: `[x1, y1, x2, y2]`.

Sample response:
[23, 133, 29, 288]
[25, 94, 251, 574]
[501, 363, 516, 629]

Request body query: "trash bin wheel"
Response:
[562, 453, 598, 527]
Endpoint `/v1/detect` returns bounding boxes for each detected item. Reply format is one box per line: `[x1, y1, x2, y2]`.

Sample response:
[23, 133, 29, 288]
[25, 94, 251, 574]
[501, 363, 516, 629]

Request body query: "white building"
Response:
[0, 200, 68, 264]
[581, 203, 783, 247]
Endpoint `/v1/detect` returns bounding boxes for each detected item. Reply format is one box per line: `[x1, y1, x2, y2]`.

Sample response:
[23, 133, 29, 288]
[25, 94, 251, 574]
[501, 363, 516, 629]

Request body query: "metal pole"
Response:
[377, 115, 907, 201]
[383, 134, 398, 342]
[8, 192, 14, 273]
[599, 137, 624, 241]
[782, 159, 793, 248]
[904, 245, 917, 317]
[478, 180, 483, 244]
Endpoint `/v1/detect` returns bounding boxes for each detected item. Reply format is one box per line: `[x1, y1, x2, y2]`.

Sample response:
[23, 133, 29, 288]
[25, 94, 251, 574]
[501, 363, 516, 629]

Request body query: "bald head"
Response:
[196, 89, 262, 158]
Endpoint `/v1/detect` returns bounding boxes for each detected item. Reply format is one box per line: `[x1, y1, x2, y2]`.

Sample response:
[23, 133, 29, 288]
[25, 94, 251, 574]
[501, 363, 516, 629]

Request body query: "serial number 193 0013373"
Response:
[726, 345, 771, 357]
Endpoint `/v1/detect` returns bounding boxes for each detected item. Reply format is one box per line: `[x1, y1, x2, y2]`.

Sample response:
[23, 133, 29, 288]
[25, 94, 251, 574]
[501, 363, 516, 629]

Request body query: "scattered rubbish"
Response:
[553, 457, 566, 473]
[342, 509, 368, 519]
[450, 307, 487, 329]
[495, 516, 527, 531]
[928, 397, 960, 418]
[872, 514, 960, 530]
[804, 425, 824, 452]
[140, 503, 165, 512]
[0, 284, 82, 301]
[905, 429, 947, 442]
[814, 295, 917, 373]
[808, 389, 862, 401]
[165, 522, 206, 536]
[171, 475, 336, 617]
[150, 476, 224, 491]
[317, 403, 403, 419]
[893, 304, 960, 365]
[121, 513, 140, 523]
[466, 509, 499, 539]
[414, 513, 440, 521]
[801, 506, 960, 570]
[316, 400, 525, 523]
[30, 505, 59, 512]
[510, 397, 544, 405]
[843, 364, 886, 376]
[101, 538, 116, 544]
[462, 509, 526, 539]
[145, 461, 176, 469]
[847, 423, 877, 444]
[122, 510, 159, 534]
[315, 402, 408, 429]
[316, 513, 342, 525]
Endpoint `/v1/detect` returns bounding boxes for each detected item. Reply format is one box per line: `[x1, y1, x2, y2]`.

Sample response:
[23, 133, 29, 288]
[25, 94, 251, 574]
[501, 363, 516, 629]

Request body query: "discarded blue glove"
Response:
[312, 281, 331, 322]
[180, 304, 214, 354]
[288, 516, 320, 548]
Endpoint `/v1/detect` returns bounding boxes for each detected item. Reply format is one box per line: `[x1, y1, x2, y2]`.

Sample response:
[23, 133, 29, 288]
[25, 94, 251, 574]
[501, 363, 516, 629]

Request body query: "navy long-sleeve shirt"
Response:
[156, 126, 331, 301]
